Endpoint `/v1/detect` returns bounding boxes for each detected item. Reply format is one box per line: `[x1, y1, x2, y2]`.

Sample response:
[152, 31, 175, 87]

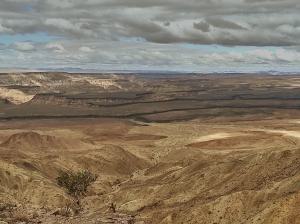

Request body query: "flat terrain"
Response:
[1, 73, 300, 223]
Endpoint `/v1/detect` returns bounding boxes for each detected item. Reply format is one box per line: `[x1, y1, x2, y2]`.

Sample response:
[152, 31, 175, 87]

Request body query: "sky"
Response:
[1, 0, 300, 72]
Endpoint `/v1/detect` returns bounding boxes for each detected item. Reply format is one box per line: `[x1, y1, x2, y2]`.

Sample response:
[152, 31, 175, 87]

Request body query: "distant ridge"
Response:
[0, 67, 299, 75]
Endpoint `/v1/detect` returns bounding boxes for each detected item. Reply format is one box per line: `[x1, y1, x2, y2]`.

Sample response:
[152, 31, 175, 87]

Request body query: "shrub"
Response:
[56, 169, 97, 198]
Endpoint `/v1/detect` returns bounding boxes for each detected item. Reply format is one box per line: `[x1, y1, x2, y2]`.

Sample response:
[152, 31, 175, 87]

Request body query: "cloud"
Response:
[205, 18, 247, 30]
[45, 42, 65, 53]
[0, 0, 300, 71]
[0, 0, 299, 46]
[45, 18, 96, 38]
[13, 42, 35, 51]
[0, 23, 13, 34]
[249, 49, 275, 61]
[2, 37, 300, 72]
[275, 49, 300, 62]
[79, 46, 94, 53]
[164, 21, 170, 27]
[193, 21, 210, 32]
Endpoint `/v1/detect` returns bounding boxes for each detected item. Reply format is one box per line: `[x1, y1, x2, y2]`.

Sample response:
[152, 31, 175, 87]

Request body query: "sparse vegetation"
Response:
[56, 169, 98, 216]
[56, 169, 98, 198]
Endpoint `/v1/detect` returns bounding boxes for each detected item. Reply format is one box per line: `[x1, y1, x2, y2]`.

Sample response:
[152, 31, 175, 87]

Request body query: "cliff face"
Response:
[0, 72, 139, 91]
[0, 73, 144, 109]
[2, 73, 300, 122]
[0, 87, 35, 104]
[28, 94, 83, 106]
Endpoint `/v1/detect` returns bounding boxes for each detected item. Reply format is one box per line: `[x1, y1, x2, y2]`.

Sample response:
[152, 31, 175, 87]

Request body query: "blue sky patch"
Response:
[0, 32, 59, 45]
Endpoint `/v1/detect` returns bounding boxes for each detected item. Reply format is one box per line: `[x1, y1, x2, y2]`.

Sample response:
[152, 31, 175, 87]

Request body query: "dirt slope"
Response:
[2, 132, 64, 149]
[1, 118, 300, 223]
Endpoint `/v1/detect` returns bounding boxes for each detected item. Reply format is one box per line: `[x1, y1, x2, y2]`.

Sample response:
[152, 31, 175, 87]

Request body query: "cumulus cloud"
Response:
[0, 0, 300, 46]
[1, 0, 300, 71]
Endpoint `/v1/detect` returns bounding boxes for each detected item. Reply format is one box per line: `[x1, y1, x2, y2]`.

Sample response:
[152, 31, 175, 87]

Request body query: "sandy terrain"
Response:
[196, 133, 234, 142]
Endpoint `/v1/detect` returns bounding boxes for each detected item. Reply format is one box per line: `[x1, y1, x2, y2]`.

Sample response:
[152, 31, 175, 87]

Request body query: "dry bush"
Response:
[56, 169, 97, 198]
[56, 169, 97, 216]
